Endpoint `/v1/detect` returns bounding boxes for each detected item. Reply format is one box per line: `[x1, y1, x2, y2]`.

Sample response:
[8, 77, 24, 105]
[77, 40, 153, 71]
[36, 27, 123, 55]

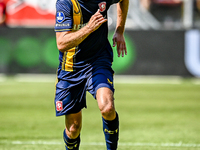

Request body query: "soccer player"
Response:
[54, 0, 129, 149]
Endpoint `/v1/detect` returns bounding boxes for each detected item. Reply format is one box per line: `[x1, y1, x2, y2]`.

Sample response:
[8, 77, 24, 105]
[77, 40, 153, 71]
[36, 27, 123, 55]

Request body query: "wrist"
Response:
[115, 26, 125, 34]
[86, 24, 94, 33]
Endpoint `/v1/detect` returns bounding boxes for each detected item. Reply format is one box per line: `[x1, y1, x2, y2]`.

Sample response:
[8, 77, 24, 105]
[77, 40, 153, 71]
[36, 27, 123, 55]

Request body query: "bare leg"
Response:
[96, 87, 116, 120]
[63, 111, 82, 150]
[96, 87, 119, 150]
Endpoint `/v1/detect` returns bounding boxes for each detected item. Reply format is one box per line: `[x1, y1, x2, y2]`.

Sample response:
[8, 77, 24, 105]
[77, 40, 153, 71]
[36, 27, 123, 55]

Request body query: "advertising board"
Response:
[0, 28, 199, 77]
[4, 0, 56, 27]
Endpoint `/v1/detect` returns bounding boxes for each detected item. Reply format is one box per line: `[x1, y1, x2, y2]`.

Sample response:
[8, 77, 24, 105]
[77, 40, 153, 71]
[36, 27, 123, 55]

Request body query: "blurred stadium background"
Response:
[0, 0, 200, 150]
[0, 0, 200, 77]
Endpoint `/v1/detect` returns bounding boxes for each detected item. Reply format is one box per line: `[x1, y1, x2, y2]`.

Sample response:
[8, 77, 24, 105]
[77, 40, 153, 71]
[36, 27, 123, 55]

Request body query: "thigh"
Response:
[96, 87, 116, 120]
[96, 87, 114, 109]
[55, 75, 87, 116]
[87, 68, 115, 99]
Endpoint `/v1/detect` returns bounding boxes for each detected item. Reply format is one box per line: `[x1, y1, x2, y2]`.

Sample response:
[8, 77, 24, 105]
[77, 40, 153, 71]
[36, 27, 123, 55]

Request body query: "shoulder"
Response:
[56, 0, 72, 7]
[56, 0, 73, 13]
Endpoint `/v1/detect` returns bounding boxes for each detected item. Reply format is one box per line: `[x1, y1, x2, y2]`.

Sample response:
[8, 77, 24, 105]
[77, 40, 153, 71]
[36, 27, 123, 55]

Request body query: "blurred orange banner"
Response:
[4, 0, 56, 27]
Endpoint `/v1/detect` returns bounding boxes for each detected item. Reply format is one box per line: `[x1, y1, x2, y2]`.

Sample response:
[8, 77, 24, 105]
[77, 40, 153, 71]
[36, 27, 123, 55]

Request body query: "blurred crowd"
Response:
[1, 0, 200, 29]
[140, 0, 200, 27]
[140, 0, 182, 22]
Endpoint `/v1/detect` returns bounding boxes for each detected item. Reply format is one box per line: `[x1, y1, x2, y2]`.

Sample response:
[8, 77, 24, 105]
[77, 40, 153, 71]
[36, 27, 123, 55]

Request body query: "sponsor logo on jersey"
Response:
[73, 23, 88, 30]
[56, 101, 63, 111]
[55, 23, 70, 27]
[56, 11, 65, 23]
[98, 2, 106, 12]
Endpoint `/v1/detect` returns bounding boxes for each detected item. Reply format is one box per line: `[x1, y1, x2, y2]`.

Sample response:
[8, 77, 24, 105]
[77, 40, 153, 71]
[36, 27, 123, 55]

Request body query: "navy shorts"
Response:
[54, 65, 114, 116]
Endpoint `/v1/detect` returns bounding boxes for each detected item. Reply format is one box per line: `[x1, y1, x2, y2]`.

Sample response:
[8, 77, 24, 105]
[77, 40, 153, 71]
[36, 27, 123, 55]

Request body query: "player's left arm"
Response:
[112, 0, 129, 57]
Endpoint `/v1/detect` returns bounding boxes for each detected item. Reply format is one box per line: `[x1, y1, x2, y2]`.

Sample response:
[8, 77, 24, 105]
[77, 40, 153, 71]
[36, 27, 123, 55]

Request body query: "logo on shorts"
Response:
[56, 101, 63, 111]
[107, 78, 113, 85]
[56, 11, 65, 23]
[98, 2, 106, 12]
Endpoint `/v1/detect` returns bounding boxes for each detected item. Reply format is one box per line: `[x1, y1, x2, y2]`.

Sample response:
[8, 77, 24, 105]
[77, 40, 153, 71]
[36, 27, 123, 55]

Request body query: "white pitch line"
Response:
[114, 75, 183, 84]
[191, 79, 200, 85]
[0, 74, 6, 82]
[0, 141, 200, 148]
[0, 74, 200, 84]
[14, 74, 57, 83]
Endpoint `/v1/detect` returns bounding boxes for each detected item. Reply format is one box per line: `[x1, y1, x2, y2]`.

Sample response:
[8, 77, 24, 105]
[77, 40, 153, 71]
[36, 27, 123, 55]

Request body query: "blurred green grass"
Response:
[0, 77, 200, 150]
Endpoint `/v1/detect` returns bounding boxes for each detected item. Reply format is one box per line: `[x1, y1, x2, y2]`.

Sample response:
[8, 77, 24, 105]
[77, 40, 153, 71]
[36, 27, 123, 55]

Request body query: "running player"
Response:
[54, 0, 129, 149]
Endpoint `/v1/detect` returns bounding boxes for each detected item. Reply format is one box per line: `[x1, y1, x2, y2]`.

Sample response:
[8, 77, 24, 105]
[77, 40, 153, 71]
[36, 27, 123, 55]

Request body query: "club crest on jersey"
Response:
[56, 101, 63, 111]
[98, 2, 106, 12]
[56, 11, 65, 23]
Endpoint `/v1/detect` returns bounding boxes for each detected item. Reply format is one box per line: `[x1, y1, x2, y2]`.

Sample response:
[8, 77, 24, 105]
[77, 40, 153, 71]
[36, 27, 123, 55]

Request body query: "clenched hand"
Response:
[87, 9, 107, 32]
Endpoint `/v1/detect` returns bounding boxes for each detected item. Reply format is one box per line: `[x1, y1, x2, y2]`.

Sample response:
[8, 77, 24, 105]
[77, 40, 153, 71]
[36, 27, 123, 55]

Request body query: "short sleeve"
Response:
[54, 0, 73, 32]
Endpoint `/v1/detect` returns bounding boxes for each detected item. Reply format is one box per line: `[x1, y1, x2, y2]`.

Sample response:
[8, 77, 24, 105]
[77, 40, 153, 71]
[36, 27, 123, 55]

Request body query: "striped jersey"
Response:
[55, 0, 120, 72]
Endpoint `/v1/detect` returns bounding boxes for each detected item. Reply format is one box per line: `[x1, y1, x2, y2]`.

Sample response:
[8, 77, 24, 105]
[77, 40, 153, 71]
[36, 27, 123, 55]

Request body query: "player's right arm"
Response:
[56, 9, 107, 53]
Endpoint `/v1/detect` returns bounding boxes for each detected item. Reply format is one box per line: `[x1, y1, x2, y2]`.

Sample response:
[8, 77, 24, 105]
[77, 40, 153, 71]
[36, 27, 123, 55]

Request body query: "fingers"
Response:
[95, 9, 100, 14]
[88, 9, 107, 32]
[113, 38, 116, 47]
[93, 9, 107, 24]
[121, 43, 127, 56]
[92, 10, 102, 21]
[113, 36, 127, 57]
[117, 43, 127, 57]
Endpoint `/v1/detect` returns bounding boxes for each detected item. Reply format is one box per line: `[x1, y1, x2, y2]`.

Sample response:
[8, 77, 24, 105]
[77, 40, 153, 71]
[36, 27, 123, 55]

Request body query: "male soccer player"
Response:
[54, 0, 128, 149]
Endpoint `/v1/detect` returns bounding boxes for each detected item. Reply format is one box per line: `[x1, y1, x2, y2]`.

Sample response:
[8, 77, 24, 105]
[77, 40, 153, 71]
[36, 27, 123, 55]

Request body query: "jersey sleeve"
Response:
[54, 0, 73, 32]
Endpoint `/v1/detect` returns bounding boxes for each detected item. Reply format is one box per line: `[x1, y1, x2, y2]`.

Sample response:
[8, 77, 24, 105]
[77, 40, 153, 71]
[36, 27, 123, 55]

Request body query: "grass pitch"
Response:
[0, 76, 200, 150]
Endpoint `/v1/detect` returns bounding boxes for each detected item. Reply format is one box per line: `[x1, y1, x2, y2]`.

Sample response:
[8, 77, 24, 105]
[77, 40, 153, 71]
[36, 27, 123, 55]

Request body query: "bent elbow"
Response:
[57, 42, 67, 53]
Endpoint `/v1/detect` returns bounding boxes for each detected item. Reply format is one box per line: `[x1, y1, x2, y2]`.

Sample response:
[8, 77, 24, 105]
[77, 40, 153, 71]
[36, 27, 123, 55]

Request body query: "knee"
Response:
[65, 112, 82, 139]
[99, 101, 116, 121]
[66, 123, 81, 139]
[96, 87, 116, 120]
[101, 107, 116, 121]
